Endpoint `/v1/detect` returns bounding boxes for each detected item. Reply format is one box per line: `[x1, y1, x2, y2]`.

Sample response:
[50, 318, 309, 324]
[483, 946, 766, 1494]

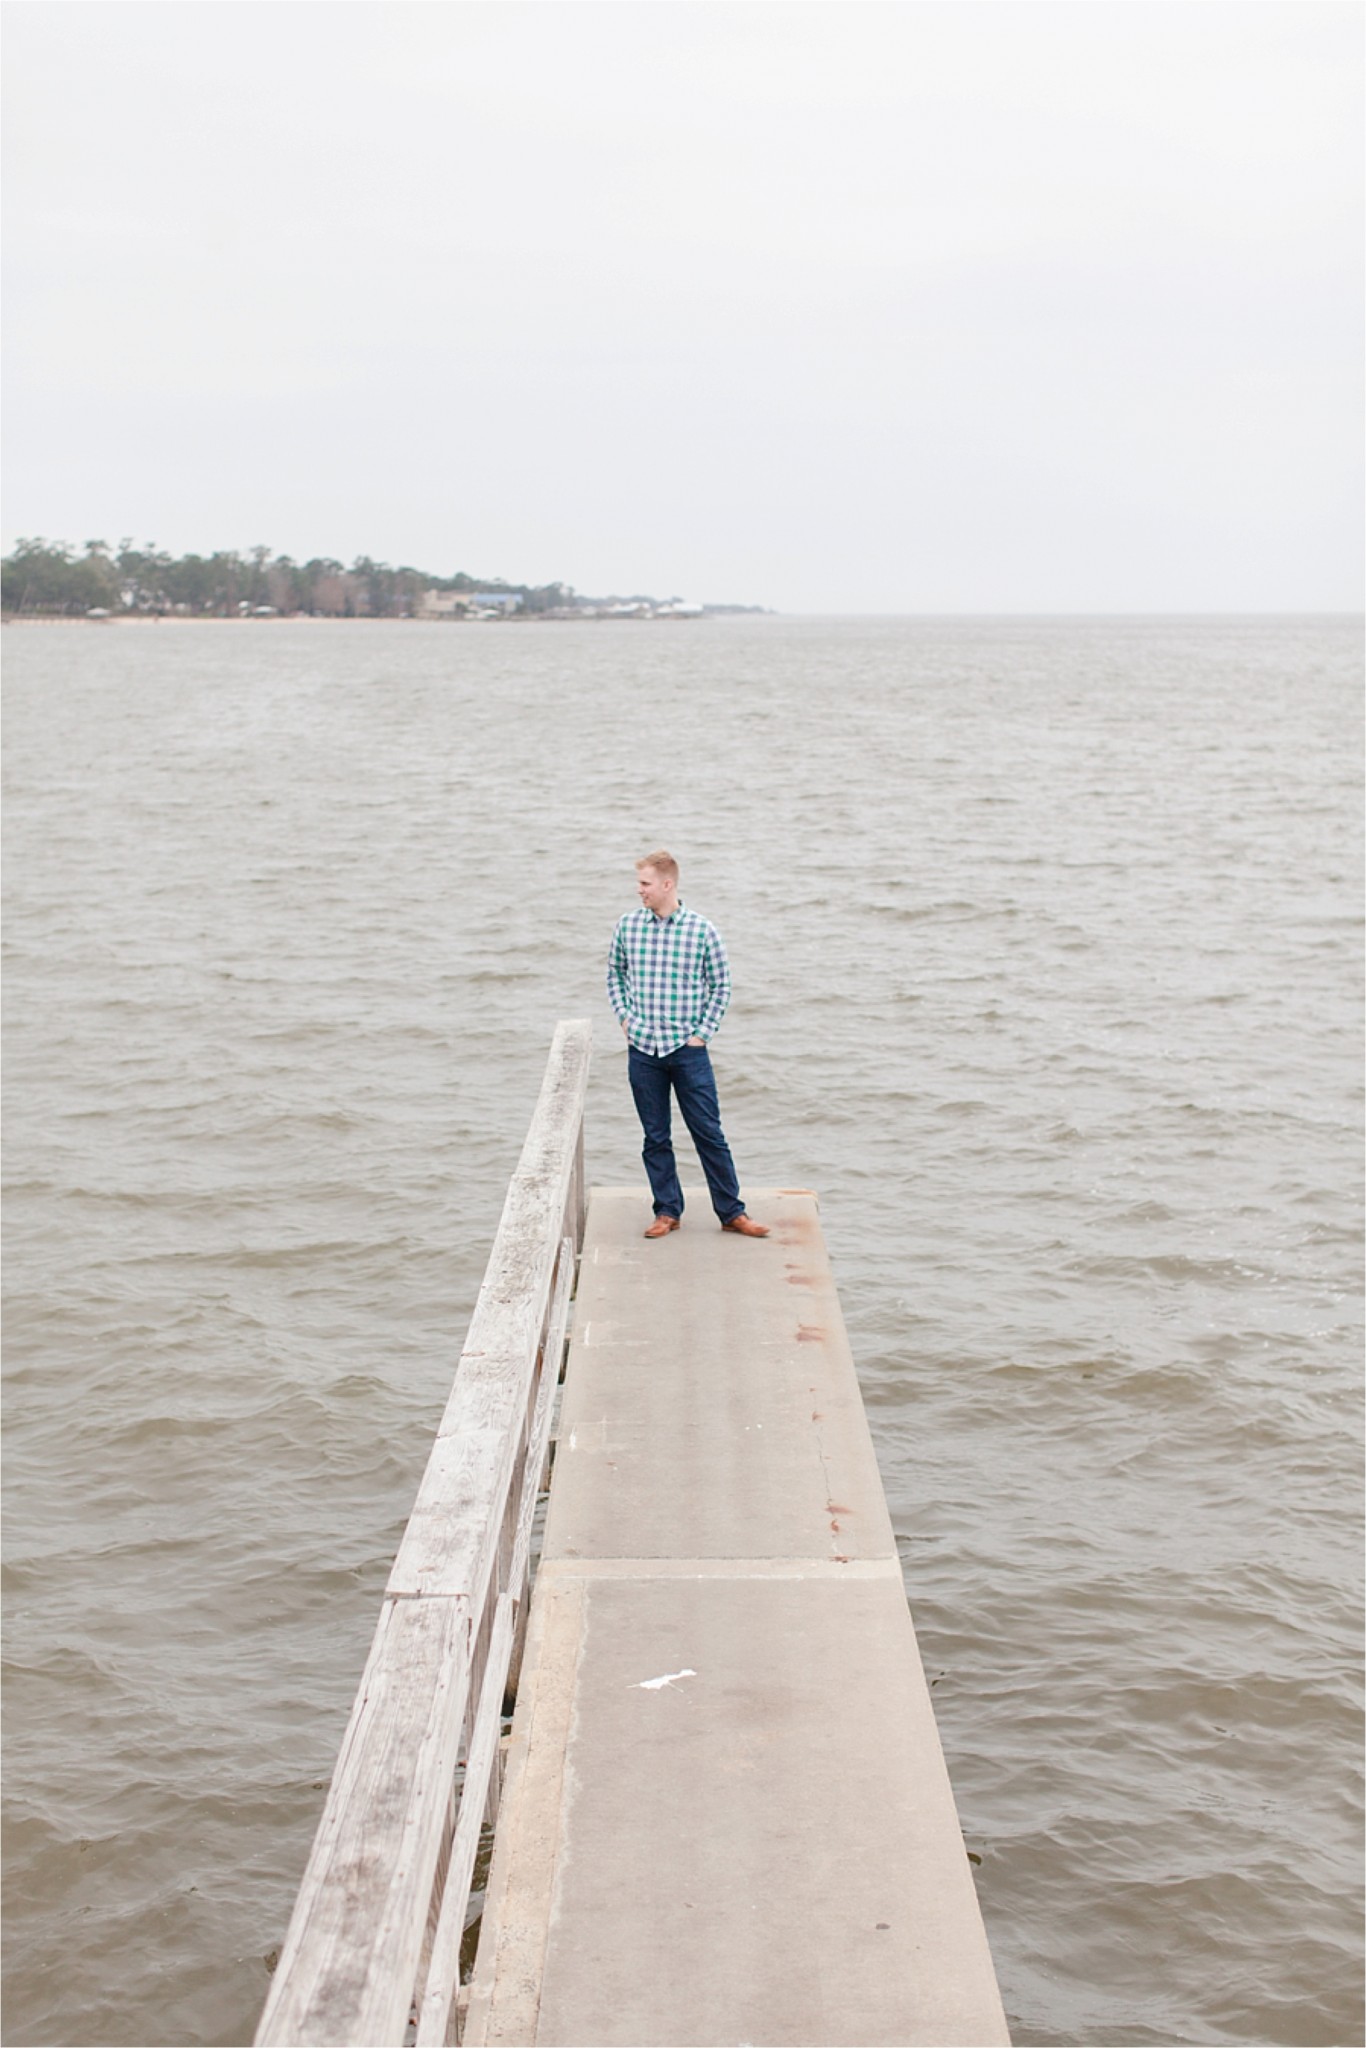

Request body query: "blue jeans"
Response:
[628, 1042, 744, 1223]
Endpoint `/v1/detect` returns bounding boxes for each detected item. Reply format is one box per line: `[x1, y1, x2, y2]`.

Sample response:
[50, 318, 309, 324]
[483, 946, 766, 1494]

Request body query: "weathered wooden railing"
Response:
[256, 1021, 592, 2048]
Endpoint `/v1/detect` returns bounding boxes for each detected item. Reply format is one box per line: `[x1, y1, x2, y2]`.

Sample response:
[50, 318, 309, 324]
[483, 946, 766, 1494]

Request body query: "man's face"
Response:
[636, 865, 675, 915]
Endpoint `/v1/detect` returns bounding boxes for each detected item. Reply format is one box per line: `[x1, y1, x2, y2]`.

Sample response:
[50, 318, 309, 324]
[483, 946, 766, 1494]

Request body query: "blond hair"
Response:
[636, 849, 679, 883]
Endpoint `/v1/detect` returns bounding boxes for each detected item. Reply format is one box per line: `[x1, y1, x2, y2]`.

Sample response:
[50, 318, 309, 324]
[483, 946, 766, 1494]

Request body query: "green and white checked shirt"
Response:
[607, 903, 732, 1055]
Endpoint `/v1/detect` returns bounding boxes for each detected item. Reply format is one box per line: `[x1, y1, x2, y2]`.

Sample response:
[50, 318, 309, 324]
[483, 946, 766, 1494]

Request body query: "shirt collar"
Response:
[647, 900, 685, 924]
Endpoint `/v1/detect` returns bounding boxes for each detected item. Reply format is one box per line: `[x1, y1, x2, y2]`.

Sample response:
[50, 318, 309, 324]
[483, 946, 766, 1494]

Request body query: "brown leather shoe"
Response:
[721, 1213, 769, 1237]
[643, 1214, 681, 1239]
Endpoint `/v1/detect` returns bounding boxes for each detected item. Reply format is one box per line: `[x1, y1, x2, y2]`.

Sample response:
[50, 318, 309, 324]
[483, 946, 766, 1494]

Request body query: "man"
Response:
[607, 851, 769, 1240]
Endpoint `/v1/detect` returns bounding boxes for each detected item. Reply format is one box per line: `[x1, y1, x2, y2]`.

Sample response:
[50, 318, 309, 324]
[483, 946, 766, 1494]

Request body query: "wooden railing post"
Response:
[255, 1022, 591, 2048]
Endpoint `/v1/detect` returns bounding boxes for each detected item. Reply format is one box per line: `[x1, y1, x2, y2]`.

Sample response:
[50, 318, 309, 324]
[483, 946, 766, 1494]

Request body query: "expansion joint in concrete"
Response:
[534, 1554, 904, 1582]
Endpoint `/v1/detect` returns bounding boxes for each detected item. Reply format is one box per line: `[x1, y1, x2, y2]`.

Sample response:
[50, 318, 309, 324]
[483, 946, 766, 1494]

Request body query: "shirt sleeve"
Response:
[695, 923, 732, 1040]
[606, 918, 631, 1024]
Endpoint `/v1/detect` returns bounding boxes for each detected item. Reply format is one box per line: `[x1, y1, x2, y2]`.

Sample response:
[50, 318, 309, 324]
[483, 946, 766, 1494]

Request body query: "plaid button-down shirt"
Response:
[607, 904, 732, 1055]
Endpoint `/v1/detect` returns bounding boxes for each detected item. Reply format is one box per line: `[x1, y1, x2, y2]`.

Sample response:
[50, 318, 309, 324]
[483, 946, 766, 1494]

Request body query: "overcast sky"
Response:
[4, 1, 1361, 611]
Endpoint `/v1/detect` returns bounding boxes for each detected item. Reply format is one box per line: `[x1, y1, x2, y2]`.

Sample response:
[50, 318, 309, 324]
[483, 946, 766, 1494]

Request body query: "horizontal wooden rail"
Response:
[256, 1021, 591, 2048]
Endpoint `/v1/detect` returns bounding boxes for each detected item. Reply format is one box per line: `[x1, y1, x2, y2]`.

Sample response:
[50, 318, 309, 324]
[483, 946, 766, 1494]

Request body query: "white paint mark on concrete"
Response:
[567, 1431, 577, 1451]
[633, 1668, 697, 1691]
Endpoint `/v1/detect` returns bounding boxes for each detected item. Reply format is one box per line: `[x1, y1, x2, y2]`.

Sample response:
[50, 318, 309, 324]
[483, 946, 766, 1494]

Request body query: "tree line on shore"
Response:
[0, 538, 582, 618]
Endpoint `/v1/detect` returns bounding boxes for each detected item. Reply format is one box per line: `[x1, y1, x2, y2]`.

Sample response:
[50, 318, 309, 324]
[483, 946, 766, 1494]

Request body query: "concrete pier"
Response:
[464, 1187, 1009, 2048]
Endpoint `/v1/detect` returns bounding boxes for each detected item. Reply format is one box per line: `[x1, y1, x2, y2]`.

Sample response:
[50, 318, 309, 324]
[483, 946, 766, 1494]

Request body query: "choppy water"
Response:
[2, 615, 1362, 2048]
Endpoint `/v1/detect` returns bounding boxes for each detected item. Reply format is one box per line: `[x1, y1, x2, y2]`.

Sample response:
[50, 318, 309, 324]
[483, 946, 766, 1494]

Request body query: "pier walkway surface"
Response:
[464, 1186, 1009, 2048]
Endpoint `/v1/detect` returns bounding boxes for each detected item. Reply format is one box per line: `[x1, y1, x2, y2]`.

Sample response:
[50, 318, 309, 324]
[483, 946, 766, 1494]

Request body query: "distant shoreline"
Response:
[0, 609, 774, 625]
[1, 540, 770, 622]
